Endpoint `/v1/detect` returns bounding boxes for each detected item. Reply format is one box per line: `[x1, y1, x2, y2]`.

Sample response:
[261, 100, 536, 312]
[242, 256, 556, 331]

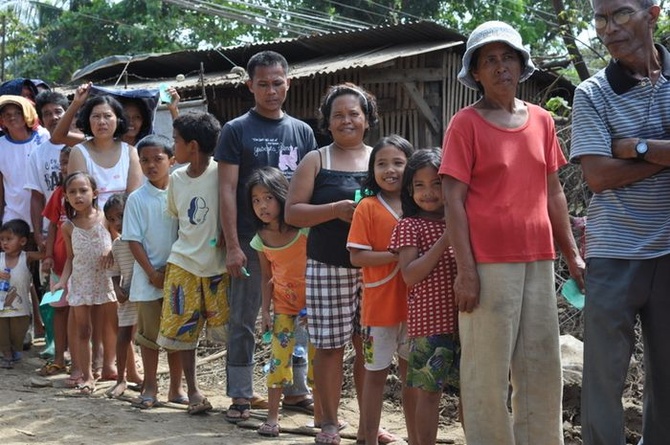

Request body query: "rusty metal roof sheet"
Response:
[62, 40, 463, 96]
[71, 20, 465, 83]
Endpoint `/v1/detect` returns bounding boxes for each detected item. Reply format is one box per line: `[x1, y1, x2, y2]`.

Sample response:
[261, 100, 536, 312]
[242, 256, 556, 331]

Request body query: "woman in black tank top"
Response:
[286, 83, 380, 444]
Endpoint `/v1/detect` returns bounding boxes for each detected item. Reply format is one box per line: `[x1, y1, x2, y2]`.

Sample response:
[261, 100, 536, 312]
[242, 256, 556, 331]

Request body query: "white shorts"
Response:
[362, 323, 409, 371]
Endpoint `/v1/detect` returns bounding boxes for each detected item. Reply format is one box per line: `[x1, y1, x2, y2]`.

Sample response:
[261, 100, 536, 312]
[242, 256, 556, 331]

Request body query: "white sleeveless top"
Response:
[77, 141, 130, 209]
[0, 252, 32, 318]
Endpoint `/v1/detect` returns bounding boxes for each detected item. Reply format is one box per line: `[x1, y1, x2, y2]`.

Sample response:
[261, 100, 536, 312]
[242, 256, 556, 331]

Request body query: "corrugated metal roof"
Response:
[71, 20, 465, 83]
[62, 40, 463, 95]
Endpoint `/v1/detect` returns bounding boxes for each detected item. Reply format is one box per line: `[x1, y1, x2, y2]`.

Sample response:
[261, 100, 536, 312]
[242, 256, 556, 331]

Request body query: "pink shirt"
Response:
[440, 104, 566, 263]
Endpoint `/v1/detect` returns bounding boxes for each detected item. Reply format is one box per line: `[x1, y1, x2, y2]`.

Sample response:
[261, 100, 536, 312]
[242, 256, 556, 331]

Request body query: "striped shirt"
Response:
[108, 238, 135, 292]
[570, 44, 670, 260]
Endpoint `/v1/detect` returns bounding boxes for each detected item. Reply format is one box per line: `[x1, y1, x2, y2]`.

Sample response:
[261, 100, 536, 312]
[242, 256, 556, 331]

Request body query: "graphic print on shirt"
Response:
[42, 158, 62, 192]
[187, 196, 209, 225]
[252, 137, 300, 178]
[1, 287, 20, 311]
[278, 145, 298, 172]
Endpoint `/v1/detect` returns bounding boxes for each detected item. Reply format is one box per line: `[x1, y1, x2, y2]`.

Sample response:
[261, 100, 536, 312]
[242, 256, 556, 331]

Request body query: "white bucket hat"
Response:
[457, 21, 536, 90]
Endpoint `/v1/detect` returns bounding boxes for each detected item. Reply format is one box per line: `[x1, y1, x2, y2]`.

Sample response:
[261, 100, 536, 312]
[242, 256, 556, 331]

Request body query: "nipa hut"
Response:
[68, 20, 574, 148]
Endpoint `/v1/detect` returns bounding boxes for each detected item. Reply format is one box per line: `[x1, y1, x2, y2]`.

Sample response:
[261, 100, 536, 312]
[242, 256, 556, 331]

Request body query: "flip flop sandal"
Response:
[132, 395, 160, 409]
[257, 422, 280, 437]
[76, 384, 96, 396]
[168, 395, 190, 405]
[282, 397, 314, 414]
[224, 402, 251, 423]
[250, 396, 270, 409]
[1, 358, 13, 369]
[187, 398, 213, 415]
[38, 363, 67, 376]
[356, 429, 402, 444]
[307, 420, 348, 430]
[315, 430, 341, 445]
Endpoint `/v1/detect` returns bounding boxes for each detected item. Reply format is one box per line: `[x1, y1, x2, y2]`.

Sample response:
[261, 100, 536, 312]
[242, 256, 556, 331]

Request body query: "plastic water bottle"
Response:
[0, 268, 10, 292]
[293, 311, 308, 359]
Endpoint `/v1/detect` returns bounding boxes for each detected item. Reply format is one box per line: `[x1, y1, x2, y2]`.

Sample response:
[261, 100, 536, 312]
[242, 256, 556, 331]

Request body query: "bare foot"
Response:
[105, 381, 127, 398]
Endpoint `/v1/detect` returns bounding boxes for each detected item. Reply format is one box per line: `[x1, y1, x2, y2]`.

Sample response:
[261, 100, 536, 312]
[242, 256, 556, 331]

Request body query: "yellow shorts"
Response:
[156, 263, 230, 350]
[267, 313, 315, 389]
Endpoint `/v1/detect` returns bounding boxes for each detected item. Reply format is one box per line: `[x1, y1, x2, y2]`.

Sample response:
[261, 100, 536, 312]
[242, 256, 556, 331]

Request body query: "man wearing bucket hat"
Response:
[440, 21, 584, 445]
[571, 1, 670, 444]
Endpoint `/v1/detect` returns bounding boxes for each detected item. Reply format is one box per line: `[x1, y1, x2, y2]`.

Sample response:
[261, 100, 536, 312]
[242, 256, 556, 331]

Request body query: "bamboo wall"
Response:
[206, 49, 562, 150]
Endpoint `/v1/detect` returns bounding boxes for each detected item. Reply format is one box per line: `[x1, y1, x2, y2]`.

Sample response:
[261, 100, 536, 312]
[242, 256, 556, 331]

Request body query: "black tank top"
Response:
[307, 156, 366, 268]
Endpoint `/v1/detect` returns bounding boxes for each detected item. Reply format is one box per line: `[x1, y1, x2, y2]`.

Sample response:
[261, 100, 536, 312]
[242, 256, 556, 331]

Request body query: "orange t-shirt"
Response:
[347, 195, 407, 326]
[440, 104, 566, 263]
[250, 228, 308, 315]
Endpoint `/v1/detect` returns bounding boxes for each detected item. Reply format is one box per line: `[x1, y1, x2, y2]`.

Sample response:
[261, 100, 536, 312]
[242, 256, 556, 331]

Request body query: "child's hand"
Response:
[114, 285, 129, 304]
[149, 268, 165, 289]
[332, 199, 356, 223]
[100, 251, 115, 269]
[51, 281, 65, 293]
[41, 258, 54, 274]
[167, 87, 180, 109]
[261, 309, 273, 333]
[0, 270, 10, 281]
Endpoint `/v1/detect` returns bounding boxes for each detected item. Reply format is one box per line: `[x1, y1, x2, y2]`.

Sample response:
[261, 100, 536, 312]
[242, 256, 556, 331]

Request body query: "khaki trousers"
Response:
[459, 261, 563, 445]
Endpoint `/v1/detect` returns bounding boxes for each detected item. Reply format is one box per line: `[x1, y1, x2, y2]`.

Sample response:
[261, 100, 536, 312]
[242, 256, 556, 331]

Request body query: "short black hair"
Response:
[34, 91, 68, 120]
[75, 95, 128, 138]
[136, 134, 174, 157]
[400, 147, 443, 218]
[103, 193, 127, 215]
[318, 83, 379, 135]
[118, 97, 152, 142]
[246, 51, 289, 80]
[0, 219, 30, 239]
[172, 111, 221, 155]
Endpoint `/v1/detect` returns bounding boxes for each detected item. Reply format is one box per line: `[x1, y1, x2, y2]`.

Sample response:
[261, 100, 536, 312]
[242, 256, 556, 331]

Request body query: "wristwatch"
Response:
[636, 139, 648, 159]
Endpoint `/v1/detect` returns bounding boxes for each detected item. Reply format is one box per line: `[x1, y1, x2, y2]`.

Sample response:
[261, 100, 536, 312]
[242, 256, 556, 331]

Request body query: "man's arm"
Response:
[218, 161, 245, 278]
[30, 190, 45, 249]
[580, 154, 664, 193]
[612, 138, 670, 167]
[442, 175, 480, 313]
[547, 172, 585, 290]
[0, 172, 5, 223]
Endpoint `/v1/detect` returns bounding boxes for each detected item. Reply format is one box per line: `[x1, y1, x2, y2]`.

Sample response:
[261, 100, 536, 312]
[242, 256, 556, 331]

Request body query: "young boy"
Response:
[40, 146, 74, 377]
[104, 193, 143, 399]
[0, 219, 43, 368]
[123, 135, 184, 408]
[156, 112, 229, 415]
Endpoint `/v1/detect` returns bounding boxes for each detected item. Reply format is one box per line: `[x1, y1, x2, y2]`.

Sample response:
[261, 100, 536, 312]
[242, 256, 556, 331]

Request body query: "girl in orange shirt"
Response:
[347, 135, 414, 445]
[247, 166, 319, 438]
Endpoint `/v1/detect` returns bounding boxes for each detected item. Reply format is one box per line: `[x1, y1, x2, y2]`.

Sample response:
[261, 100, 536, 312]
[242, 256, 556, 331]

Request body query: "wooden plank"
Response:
[402, 81, 440, 134]
[360, 68, 445, 84]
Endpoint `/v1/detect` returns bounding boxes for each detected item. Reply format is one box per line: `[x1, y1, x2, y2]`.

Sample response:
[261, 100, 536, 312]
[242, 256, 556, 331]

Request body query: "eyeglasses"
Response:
[594, 9, 645, 30]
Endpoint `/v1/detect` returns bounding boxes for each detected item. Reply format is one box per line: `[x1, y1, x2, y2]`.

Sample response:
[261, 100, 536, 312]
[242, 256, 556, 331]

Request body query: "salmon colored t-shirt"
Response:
[250, 228, 308, 315]
[347, 195, 407, 326]
[439, 104, 566, 263]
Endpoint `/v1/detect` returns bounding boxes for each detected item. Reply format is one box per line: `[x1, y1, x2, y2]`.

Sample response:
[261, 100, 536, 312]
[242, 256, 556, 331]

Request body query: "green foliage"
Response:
[14, 0, 247, 84]
[545, 96, 571, 117]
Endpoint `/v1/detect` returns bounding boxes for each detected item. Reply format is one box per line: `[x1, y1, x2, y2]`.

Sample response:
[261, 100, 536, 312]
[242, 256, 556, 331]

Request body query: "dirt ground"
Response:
[0, 340, 466, 445]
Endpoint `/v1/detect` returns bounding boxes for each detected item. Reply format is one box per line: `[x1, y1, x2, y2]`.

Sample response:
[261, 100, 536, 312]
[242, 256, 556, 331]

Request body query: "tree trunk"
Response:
[551, 0, 591, 81]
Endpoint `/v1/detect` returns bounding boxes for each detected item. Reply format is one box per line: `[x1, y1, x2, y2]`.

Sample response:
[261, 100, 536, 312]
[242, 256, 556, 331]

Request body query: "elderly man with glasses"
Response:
[570, 1, 670, 444]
